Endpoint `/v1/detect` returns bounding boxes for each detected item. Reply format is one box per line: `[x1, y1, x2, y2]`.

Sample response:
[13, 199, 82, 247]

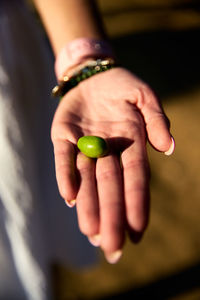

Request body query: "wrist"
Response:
[54, 37, 115, 80]
[52, 57, 117, 98]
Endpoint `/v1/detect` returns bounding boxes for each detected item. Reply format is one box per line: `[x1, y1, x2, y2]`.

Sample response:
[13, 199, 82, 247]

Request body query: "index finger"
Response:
[53, 138, 78, 206]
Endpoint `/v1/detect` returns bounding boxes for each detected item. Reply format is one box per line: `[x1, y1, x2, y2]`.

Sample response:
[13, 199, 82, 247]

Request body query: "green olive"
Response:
[77, 136, 108, 158]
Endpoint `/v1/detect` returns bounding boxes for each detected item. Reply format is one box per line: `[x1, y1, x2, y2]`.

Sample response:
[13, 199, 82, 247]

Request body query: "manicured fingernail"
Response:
[88, 234, 101, 247]
[65, 199, 76, 208]
[164, 136, 175, 156]
[105, 250, 122, 264]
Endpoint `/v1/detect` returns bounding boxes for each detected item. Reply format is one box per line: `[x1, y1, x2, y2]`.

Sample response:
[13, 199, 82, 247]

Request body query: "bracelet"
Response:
[55, 38, 115, 79]
[52, 58, 116, 98]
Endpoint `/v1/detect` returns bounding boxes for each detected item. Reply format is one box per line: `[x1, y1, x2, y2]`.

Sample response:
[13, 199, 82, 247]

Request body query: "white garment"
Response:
[0, 1, 97, 299]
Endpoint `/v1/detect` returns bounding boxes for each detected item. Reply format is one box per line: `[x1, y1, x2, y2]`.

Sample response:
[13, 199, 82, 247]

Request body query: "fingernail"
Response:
[65, 199, 76, 208]
[164, 136, 175, 156]
[88, 234, 101, 247]
[105, 250, 122, 264]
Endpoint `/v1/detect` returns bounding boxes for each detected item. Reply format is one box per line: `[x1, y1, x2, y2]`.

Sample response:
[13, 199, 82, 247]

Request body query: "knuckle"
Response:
[123, 158, 149, 171]
[96, 168, 116, 181]
[142, 84, 154, 95]
[77, 165, 95, 179]
[135, 87, 146, 108]
[77, 156, 94, 171]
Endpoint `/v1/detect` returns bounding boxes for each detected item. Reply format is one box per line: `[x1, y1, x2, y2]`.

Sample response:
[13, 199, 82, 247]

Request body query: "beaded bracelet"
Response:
[52, 58, 116, 98]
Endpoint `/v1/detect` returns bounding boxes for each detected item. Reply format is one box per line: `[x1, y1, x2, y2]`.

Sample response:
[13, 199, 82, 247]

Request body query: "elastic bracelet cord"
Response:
[52, 57, 117, 98]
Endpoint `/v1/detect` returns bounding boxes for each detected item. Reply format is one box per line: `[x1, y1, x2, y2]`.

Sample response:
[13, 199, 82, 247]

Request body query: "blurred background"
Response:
[32, 0, 200, 299]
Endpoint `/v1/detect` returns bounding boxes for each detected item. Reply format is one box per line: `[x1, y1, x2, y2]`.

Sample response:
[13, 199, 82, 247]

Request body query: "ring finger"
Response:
[96, 154, 125, 263]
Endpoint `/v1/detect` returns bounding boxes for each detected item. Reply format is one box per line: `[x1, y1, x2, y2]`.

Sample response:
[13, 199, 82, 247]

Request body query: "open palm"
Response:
[51, 67, 173, 263]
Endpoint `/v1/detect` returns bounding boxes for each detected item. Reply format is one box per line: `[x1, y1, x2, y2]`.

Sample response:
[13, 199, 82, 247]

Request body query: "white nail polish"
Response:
[65, 199, 76, 208]
[88, 234, 101, 247]
[164, 137, 175, 156]
[105, 250, 122, 264]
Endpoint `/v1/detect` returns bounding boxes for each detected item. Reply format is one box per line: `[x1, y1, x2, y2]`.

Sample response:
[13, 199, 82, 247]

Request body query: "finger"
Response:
[96, 155, 125, 264]
[53, 139, 78, 206]
[76, 153, 100, 243]
[137, 86, 175, 154]
[121, 133, 150, 243]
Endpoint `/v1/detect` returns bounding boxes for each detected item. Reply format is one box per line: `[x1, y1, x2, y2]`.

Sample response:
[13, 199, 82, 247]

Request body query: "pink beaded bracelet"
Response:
[55, 37, 115, 79]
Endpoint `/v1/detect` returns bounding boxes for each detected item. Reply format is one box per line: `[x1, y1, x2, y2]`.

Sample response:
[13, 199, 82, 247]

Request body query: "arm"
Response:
[33, 0, 105, 55]
[33, 0, 174, 264]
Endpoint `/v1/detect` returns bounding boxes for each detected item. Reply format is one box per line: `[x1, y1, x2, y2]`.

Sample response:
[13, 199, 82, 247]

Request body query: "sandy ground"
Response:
[52, 2, 200, 300]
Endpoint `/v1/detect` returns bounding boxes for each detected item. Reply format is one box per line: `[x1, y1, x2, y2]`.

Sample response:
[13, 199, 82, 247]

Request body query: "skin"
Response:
[51, 67, 172, 256]
[33, 0, 105, 55]
[33, 0, 173, 261]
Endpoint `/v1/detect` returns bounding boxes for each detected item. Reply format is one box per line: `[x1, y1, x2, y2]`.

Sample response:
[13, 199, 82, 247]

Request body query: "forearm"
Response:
[33, 0, 106, 55]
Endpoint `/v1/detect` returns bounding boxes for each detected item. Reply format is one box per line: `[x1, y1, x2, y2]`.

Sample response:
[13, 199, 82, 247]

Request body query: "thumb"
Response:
[137, 87, 175, 155]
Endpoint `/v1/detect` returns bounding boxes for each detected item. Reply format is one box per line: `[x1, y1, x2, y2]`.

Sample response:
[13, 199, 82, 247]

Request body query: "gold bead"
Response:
[63, 75, 69, 82]
[52, 85, 59, 95]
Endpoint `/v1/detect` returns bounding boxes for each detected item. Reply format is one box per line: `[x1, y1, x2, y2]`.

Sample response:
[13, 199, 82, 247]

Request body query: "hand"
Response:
[51, 67, 174, 263]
